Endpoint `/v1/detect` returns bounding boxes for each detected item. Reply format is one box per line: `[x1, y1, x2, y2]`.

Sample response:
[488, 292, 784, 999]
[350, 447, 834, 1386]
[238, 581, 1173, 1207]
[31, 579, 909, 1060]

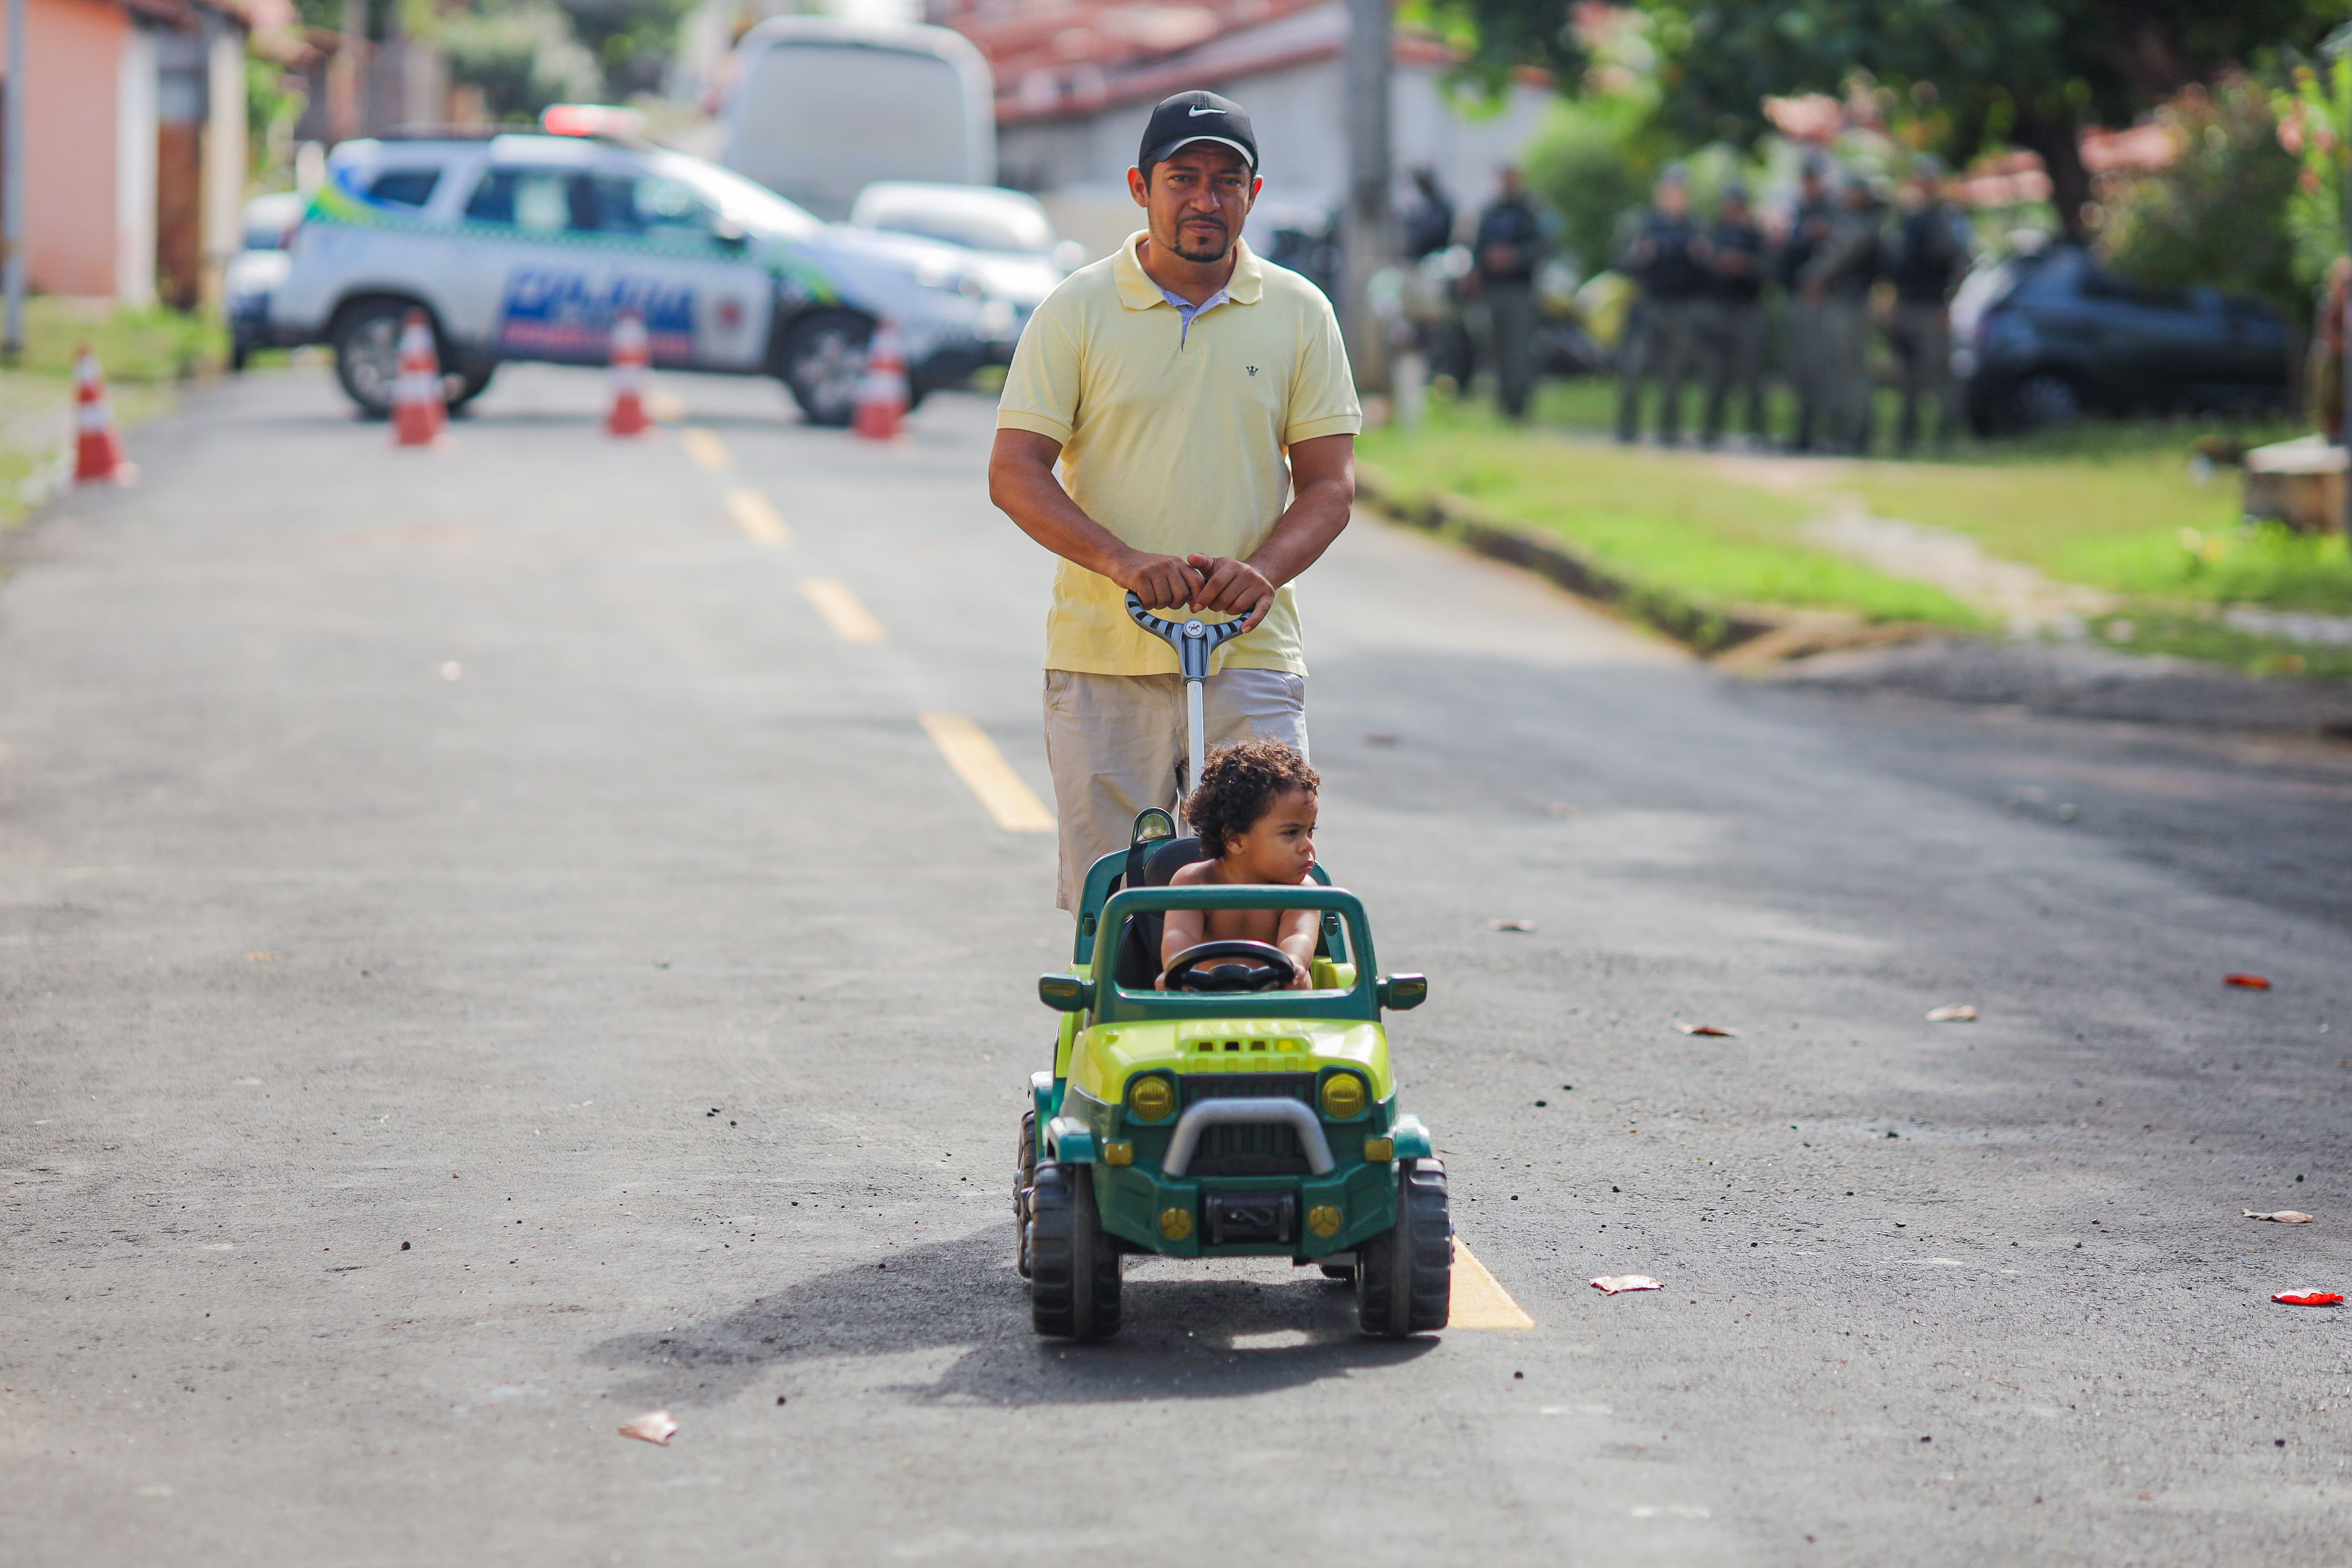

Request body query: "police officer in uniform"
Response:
[1697, 178, 1767, 446]
[1614, 164, 1707, 444]
[1885, 155, 1971, 452]
[1471, 165, 1546, 420]
[1777, 155, 1835, 451]
[1801, 173, 1884, 454]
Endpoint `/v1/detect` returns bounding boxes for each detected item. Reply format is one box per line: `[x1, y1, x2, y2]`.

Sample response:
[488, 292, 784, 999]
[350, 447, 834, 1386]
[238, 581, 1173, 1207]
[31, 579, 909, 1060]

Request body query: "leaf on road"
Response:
[1675, 1022, 1738, 1037]
[1925, 1004, 1978, 1023]
[2245, 1209, 2316, 1224]
[1590, 1275, 1662, 1295]
[618, 1410, 678, 1445]
[2271, 1291, 2343, 1307]
[1488, 918, 1536, 932]
[2224, 973, 2273, 989]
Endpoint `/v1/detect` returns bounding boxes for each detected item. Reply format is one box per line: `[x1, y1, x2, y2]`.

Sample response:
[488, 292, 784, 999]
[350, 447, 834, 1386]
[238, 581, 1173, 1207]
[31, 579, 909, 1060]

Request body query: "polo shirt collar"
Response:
[1114, 230, 1265, 310]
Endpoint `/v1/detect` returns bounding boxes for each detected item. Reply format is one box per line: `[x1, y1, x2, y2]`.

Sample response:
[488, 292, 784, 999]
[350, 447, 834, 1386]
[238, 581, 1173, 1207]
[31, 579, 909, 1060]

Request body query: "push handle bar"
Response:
[1124, 592, 1251, 682]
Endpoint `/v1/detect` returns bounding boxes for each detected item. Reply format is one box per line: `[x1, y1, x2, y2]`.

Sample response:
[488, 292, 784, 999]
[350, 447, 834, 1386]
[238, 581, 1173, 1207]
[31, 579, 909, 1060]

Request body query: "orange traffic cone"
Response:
[606, 308, 652, 437]
[852, 320, 908, 440]
[391, 310, 445, 447]
[73, 347, 130, 483]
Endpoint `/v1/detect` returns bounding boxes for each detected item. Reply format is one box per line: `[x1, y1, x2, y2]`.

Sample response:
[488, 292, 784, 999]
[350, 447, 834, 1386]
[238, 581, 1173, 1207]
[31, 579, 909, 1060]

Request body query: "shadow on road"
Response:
[587, 1230, 1436, 1411]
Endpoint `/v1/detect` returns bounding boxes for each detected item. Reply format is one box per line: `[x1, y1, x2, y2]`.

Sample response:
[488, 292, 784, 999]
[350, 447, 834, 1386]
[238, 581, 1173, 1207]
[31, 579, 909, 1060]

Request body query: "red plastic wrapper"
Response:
[2271, 1291, 2343, 1307]
[2225, 973, 2273, 989]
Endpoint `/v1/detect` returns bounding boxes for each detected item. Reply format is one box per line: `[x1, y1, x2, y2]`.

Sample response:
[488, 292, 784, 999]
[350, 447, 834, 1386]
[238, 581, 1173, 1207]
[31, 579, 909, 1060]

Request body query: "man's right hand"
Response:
[1118, 551, 1204, 612]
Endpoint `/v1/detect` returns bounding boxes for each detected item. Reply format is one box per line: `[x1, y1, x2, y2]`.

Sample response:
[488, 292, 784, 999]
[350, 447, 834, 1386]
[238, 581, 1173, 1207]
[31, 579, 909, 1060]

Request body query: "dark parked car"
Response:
[1951, 244, 2293, 434]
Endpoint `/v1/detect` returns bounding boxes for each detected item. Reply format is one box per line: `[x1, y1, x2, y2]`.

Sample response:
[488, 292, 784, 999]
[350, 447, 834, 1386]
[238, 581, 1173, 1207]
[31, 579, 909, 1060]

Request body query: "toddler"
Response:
[1159, 740, 1320, 989]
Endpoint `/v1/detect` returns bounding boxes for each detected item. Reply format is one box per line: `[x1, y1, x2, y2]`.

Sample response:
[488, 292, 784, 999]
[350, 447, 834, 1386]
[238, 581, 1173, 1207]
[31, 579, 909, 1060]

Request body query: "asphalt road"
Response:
[6, 363, 2352, 1566]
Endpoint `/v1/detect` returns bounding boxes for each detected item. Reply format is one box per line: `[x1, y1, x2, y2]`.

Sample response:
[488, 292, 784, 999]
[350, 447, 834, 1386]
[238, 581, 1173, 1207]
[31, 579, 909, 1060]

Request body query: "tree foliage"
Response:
[2098, 75, 2303, 315]
[1430, 0, 2352, 239]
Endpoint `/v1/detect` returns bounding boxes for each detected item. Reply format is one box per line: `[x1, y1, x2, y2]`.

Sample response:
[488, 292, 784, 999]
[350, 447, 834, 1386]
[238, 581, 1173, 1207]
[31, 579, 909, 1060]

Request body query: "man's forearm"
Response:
[1244, 452, 1355, 590]
[989, 444, 1134, 580]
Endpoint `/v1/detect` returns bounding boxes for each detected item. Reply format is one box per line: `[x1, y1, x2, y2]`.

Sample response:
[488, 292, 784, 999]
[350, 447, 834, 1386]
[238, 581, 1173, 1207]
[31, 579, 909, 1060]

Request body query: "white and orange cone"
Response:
[73, 348, 131, 483]
[851, 320, 908, 440]
[391, 310, 446, 447]
[606, 308, 652, 437]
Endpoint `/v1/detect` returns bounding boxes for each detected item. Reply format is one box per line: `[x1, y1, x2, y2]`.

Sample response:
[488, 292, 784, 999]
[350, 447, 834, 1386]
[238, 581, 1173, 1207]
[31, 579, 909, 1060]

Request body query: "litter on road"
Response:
[1591, 1275, 1663, 1295]
[1926, 1004, 1978, 1022]
[1675, 1022, 1738, 1037]
[2226, 973, 2273, 989]
[618, 1410, 679, 1445]
[2246, 1210, 2316, 1223]
[1488, 918, 1536, 932]
[2271, 1291, 2343, 1307]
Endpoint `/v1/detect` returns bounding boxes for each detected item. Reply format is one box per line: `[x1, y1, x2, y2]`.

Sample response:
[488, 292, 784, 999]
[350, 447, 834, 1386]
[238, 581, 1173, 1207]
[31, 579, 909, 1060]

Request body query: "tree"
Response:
[1425, 0, 2351, 240]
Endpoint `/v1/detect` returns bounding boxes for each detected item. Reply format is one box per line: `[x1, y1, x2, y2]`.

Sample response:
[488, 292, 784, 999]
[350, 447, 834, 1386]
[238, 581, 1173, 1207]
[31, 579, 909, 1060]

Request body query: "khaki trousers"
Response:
[1043, 667, 1308, 911]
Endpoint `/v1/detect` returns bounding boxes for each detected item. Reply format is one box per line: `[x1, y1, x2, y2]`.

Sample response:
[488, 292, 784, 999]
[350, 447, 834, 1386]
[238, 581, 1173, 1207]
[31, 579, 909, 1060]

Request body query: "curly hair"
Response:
[1184, 739, 1319, 859]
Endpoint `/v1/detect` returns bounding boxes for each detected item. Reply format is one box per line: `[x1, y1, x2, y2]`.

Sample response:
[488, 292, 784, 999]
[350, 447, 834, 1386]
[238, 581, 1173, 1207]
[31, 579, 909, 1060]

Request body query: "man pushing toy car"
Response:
[987, 90, 1361, 913]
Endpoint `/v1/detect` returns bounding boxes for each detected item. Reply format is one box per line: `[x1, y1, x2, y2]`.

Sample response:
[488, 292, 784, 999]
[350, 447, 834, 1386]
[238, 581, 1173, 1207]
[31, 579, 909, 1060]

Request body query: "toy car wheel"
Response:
[1014, 1108, 1037, 1279]
[1356, 1158, 1451, 1337]
[1027, 1160, 1121, 1341]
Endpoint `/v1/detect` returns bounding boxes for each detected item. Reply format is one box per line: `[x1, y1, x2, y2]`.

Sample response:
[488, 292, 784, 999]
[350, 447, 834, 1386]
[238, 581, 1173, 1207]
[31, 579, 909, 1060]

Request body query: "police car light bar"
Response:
[541, 104, 645, 140]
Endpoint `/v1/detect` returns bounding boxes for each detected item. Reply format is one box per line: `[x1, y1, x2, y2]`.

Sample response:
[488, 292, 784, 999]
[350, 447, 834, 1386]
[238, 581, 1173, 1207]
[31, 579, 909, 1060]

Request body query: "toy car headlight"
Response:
[1319, 1072, 1367, 1121]
[1127, 1075, 1175, 1123]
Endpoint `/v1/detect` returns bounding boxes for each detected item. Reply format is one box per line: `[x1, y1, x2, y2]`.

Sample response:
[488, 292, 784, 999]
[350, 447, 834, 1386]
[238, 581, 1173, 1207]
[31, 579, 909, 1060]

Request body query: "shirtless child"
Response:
[1158, 740, 1321, 990]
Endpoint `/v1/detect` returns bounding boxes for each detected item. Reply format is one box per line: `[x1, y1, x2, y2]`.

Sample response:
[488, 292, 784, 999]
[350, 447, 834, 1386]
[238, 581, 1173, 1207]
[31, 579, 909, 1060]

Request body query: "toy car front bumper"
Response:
[1089, 1160, 1399, 1260]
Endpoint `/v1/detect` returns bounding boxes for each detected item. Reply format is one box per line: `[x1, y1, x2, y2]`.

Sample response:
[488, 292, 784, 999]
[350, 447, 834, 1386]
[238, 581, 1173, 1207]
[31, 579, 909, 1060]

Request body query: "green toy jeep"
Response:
[1015, 806, 1453, 1341]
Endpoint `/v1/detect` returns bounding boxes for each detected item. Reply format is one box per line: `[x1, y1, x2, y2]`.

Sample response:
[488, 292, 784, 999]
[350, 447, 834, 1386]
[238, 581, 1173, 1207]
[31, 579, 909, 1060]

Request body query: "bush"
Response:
[2096, 74, 2302, 320]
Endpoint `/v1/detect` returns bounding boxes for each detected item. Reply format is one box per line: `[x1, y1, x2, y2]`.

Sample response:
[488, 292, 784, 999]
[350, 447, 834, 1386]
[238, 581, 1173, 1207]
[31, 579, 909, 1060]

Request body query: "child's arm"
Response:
[1157, 905, 1206, 989]
[1276, 906, 1320, 989]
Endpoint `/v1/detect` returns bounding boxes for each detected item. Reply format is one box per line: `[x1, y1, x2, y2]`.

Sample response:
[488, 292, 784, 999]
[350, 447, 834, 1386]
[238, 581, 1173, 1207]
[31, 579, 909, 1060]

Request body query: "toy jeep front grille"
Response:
[1177, 1073, 1315, 1176]
[1178, 1072, 1312, 1106]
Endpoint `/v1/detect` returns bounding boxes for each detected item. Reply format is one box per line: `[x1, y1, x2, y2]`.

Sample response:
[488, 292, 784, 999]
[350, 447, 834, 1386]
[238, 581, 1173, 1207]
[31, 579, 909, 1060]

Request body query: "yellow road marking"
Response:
[800, 577, 886, 644]
[1449, 1239, 1534, 1329]
[681, 428, 730, 472]
[919, 712, 1056, 832]
[647, 389, 689, 424]
[728, 488, 791, 547]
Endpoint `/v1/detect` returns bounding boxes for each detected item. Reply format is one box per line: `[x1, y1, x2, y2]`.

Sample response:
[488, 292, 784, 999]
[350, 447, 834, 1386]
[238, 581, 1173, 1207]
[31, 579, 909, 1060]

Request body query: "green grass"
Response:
[1360, 393, 1987, 630]
[9, 296, 227, 383]
[2089, 609, 2352, 682]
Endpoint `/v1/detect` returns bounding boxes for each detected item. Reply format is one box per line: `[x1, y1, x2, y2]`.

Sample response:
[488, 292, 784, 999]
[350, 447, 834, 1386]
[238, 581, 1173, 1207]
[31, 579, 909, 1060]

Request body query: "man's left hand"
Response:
[1187, 554, 1278, 632]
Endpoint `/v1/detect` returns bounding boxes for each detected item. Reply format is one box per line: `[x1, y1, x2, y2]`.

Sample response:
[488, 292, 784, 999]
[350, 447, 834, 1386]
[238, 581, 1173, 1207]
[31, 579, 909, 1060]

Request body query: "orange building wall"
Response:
[1, 0, 124, 296]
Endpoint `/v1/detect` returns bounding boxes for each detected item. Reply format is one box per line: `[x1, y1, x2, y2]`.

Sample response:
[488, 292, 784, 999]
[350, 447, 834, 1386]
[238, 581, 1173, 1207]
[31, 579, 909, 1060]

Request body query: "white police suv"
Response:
[270, 126, 1041, 424]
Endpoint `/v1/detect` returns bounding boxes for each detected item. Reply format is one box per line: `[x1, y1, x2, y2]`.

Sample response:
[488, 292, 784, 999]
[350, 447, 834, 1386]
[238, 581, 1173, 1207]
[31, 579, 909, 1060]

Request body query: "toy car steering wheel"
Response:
[1161, 940, 1300, 994]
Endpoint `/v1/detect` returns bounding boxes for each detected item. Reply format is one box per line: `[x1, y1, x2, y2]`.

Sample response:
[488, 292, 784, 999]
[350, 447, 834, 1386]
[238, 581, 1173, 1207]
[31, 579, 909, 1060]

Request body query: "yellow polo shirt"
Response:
[997, 231, 1361, 677]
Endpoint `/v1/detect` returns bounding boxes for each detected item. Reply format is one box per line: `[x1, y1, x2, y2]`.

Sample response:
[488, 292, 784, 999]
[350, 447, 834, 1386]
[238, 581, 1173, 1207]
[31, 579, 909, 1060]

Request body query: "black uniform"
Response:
[1885, 202, 1972, 448]
[1614, 208, 1706, 443]
[1473, 193, 1546, 419]
[1779, 192, 1836, 449]
[1699, 212, 1767, 442]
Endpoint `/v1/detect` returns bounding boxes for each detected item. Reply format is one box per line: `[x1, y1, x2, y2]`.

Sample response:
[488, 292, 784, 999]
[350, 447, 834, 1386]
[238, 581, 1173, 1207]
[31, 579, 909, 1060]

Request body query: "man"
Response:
[1401, 166, 1456, 260]
[1884, 156, 1972, 452]
[987, 91, 1361, 913]
[1776, 156, 1836, 451]
[1800, 172, 1884, 454]
[1697, 178, 1767, 447]
[1469, 165, 1545, 420]
[1614, 164, 1707, 445]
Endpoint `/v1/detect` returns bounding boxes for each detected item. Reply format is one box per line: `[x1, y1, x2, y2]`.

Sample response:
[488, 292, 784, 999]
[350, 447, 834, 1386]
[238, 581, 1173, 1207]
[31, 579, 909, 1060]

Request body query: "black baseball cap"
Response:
[1139, 91, 1257, 174]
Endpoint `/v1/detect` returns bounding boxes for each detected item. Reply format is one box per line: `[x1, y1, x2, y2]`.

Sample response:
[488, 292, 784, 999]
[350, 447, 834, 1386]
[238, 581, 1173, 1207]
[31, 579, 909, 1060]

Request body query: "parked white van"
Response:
[720, 17, 995, 220]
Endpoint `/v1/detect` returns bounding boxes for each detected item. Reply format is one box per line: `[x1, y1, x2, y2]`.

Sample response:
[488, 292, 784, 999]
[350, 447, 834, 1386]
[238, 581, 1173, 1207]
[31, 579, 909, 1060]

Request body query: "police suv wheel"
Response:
[779, 310, 871, 427]
[332, 300, 413, 419]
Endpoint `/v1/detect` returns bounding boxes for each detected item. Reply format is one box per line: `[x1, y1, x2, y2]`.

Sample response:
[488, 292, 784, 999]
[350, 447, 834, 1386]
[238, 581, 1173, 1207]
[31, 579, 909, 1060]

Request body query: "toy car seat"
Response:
[1112, 834, 1210, 990]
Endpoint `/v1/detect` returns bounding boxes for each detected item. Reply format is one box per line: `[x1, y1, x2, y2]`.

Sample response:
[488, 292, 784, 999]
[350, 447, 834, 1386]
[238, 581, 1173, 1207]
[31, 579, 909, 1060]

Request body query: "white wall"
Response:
[1000, 56, 1553, 258]
[114, 23, 157, 305]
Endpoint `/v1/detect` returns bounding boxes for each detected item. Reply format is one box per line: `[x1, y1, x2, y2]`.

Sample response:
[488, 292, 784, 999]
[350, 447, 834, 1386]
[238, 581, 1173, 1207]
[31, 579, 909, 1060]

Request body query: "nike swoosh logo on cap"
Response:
[1187, 105, 1224, 116]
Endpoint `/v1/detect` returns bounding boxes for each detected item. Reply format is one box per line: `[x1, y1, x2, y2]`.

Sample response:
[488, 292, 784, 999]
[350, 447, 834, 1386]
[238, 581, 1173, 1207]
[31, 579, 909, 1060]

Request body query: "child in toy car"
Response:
[1158, 740, 1322, 992]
